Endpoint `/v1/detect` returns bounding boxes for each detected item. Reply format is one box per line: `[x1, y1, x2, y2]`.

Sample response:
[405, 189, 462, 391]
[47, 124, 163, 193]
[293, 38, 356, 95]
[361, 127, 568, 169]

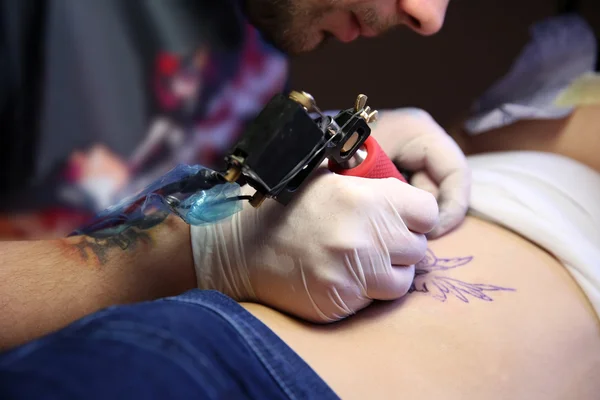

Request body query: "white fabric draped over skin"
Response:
[467, 151, 600, 317]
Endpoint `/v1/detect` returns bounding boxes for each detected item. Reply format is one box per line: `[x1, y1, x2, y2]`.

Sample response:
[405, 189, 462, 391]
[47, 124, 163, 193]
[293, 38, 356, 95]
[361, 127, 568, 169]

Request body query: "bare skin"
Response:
[246, 0, 449, 54]
[239, 105, 600, 399]
[0, 216, 196, 350]
[449, 105, 600, 173]
[242, 216, 600, 400]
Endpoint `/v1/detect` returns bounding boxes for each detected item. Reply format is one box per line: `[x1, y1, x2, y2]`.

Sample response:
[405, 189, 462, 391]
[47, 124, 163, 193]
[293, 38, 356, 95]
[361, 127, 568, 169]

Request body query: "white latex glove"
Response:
[372, 108, 471, 238]
[191, 167, 438, 323]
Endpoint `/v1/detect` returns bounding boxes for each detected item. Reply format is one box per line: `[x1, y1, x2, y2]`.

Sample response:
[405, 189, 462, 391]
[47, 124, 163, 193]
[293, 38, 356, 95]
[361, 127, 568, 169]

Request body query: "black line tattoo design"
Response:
[408, 249, 516, 303]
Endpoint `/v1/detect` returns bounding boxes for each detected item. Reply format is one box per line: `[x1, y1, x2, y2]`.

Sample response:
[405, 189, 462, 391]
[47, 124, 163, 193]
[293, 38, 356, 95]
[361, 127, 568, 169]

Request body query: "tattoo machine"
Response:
[71, 91, 406, 238]
[221, 91, 407, 207]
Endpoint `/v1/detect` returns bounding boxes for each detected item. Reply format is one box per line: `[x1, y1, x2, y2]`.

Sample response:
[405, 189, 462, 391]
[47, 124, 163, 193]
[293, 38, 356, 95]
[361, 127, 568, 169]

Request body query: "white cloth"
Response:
[465, 14, 597, 134]
[467, 151, 600, 317]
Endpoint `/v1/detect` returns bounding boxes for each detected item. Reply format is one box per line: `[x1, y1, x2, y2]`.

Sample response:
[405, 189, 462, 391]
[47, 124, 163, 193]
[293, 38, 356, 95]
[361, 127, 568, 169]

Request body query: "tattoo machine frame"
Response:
[222, 91, 406, 207]
[72, 91, 406, 237]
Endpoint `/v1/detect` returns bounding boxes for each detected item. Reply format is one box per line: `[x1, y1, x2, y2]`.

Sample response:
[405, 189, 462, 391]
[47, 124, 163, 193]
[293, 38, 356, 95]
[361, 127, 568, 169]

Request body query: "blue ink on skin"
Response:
[409, 249, 515, 303]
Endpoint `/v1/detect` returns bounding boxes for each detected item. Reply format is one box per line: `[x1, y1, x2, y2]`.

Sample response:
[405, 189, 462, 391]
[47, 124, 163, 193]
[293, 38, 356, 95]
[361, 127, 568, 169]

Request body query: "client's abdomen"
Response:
[242, 216, 600, 400]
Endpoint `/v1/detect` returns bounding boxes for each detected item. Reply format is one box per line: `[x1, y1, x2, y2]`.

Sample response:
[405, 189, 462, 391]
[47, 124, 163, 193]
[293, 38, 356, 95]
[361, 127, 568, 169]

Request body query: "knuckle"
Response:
[382, 176, 404, 188]
[409, 107, 433, 121]
[376, 177, 407, 201]
[422, 191, 440, 215]
[408, 234, 428, 264]
[397, 107, 435, 124]
[410, 188, 438, 215]
[405, 186, 439, 223]
[402, 234, 427, 265]
[313, 270, 342, 289]
[396, 269, 415, 297]
[325, 232, 370, 257]
[337, 179, 377, 209]
[391, 234, 428, 266]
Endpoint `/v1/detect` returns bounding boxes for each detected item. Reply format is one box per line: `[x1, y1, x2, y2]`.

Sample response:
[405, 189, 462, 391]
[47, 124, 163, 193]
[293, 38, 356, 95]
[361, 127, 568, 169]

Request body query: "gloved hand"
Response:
[371, 108, 471, 238]
[190, 167, 438, 323]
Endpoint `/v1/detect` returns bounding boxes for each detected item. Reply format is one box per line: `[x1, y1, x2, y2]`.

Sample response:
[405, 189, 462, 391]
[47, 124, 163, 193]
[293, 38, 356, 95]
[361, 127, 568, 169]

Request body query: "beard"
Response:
[243, 0, 397, 54]
[244, 0, 334, 54]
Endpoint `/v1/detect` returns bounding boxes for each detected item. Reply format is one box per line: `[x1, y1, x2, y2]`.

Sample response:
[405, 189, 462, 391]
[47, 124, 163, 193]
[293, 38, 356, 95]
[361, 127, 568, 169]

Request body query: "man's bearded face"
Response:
[245, 0, 450, 54]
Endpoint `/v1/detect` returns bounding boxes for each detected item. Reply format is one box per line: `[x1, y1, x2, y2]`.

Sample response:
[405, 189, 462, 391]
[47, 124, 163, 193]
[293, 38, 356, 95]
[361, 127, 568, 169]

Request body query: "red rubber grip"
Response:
[328, 136, 407, 182]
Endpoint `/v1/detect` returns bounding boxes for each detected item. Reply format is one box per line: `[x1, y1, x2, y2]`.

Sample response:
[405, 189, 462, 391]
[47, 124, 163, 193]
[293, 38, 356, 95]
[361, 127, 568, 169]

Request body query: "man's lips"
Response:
[329, 12, 360, 43]
[326, 11, 379, 43]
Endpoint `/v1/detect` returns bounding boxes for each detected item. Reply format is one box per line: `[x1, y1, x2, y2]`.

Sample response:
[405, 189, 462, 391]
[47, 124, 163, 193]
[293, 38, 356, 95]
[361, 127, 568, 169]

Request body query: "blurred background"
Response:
[289, 0, 600, 131]
[0, 0, 597, 240]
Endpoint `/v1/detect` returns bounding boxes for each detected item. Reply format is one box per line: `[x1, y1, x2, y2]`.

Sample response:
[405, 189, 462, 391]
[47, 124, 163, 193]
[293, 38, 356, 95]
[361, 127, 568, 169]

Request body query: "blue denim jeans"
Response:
[0, 290, 339, 399]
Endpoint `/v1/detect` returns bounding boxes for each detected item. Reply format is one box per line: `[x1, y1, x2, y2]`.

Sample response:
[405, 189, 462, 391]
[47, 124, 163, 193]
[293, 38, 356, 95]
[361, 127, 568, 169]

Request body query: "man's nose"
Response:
[398, 0, 449, 35]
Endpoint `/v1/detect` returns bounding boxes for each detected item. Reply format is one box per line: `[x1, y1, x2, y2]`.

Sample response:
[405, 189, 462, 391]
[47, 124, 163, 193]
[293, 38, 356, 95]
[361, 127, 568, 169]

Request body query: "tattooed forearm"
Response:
[61, 213, 179, 266]
[70, 227, 153, 265]
[409, 249, 516, 303]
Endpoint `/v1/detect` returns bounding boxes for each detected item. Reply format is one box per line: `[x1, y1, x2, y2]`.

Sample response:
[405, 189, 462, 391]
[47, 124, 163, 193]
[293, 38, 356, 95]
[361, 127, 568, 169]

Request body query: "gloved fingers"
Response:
[386, 230, 428, 266]
[427, 197, 467, 239]
[393, 128, 467, 184]
[371, 108, 440, 156]
[365, 264, 415, 301]
[321, 284, 373, 321]
[383, 115, 470, 239]
[410, 170, 439, 198]
[409, 168, 471, 238]
[291, 289, 369, 324]
[383, 109, 467, 187]
[293, 270, 373, 323]
[427, 169, 471, 239]
[370, 207, 427, 264]
[375, 178, 439, 234]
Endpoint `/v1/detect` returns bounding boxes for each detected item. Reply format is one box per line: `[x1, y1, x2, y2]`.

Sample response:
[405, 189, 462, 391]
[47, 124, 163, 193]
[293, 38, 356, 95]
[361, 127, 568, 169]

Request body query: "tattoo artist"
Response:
[0, 0, 469, 354]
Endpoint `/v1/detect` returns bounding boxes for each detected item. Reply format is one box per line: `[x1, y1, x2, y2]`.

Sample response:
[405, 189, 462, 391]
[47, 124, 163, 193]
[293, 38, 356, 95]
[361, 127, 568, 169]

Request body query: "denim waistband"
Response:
[164, 290, 339, 399]
[0, 290, 339, 400]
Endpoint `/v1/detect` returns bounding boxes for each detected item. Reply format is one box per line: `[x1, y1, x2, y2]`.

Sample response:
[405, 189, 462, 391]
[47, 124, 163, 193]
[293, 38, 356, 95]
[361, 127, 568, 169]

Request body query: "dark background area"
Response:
[288, 0, 600, 131]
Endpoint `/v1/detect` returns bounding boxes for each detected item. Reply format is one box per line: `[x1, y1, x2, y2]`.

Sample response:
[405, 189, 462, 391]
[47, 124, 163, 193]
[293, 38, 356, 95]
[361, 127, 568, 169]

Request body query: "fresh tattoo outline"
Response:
[408, 249, 516, 303]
